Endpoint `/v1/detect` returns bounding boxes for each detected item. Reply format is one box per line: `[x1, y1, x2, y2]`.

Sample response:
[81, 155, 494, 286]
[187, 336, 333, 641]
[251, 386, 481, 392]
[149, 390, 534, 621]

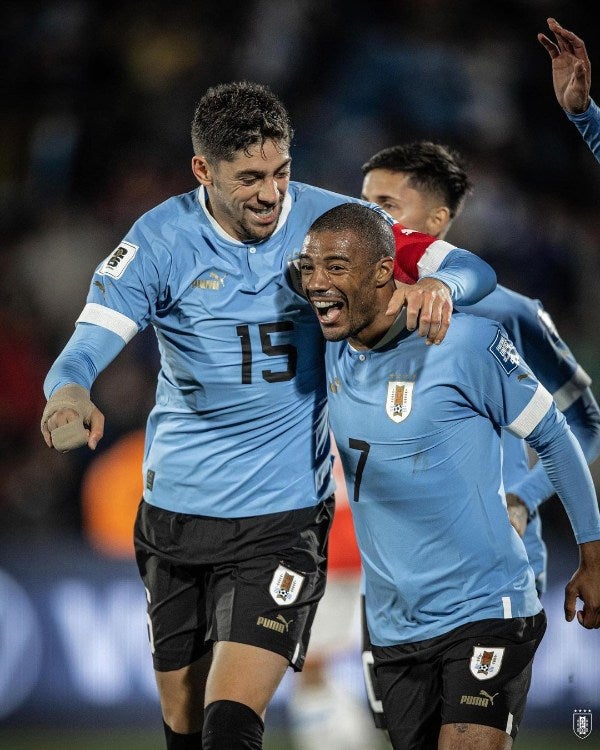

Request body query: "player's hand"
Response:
[564, 540, 600, 628]
[386, 278, 452, 345]
[41, 384, 105, 451]
[538, 17, 591, 115]
[506, 493, 528, 537]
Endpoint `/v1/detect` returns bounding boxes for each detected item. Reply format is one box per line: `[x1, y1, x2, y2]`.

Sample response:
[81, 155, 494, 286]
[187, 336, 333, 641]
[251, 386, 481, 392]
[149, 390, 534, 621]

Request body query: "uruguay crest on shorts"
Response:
[573, 709, 592, 739]
[386, 381, 413, 423]
[469, 646, 505, 680]
[269, 565, 305, 606]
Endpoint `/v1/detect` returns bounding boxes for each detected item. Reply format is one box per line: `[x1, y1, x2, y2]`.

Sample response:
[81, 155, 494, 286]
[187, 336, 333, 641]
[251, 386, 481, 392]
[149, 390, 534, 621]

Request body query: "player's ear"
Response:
[192, 155, 213, 186]
[375, 256, 395, 287]
[426, 206, 450, 238]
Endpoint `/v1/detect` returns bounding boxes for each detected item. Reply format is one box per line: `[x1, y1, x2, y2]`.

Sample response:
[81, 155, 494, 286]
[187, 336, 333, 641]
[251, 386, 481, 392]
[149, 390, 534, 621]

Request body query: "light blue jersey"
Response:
[44, 182, 495, 517]
[566, 97, 600, 163]
[457, 286, 600, 591]
[325, 313, 600, 646]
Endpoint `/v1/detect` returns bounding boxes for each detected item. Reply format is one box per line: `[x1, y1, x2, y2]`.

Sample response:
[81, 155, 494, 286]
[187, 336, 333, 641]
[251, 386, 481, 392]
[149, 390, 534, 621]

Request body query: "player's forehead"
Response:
[222, 138, 291, 176]
[362, 169, 415, 199]
[302, 228, 360, 261]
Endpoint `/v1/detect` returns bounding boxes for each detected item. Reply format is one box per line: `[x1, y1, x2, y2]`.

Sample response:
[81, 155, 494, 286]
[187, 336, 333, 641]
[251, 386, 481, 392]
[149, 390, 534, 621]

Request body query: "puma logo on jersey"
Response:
[191, 272, 226, 290]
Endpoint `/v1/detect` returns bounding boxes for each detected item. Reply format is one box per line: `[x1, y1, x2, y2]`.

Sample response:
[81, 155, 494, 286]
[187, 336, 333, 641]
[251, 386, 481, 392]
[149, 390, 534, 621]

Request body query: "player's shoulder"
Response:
[465, 284, 541, 321]
[448, 313, 522, 376]
[449, 311, 507, 347]
[289, 181, 380, 215]
[133, 188, 199, 230]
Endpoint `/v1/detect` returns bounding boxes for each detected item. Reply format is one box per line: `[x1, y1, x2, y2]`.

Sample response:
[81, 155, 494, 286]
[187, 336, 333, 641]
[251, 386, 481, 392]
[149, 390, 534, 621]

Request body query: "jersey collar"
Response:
[195, 186, 292, 245]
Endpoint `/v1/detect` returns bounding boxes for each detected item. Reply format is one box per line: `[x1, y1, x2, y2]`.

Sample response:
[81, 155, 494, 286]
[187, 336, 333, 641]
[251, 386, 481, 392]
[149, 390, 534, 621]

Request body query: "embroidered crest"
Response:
[100, 241, 138, 279]
[469, 646, 505, 680]
[488, 329, 520, 375]
[269, 565, 305, 606]
[386, 381, 413, 423]
[573, 709, 593, 740]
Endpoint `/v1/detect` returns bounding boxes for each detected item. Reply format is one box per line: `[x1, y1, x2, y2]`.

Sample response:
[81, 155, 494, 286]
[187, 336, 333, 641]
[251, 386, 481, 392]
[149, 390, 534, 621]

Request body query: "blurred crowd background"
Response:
[1, 0, 599, 742]
[2, 0, 600, 543]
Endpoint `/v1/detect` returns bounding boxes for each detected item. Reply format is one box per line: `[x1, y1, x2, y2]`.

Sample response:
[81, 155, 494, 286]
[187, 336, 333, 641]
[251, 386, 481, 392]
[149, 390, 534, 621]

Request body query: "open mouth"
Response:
[248, 205, 279, 225]
[312, 299, 344, 324]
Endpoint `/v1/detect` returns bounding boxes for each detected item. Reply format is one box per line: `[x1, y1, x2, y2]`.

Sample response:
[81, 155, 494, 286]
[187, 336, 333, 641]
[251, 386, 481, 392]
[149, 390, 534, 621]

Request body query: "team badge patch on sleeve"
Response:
[386, 381, 413, 423]
[269, 565, 305, 606]
[100, 241, 138, 279]
[488, 329, 520, 375]
[469, 646, 505, 680]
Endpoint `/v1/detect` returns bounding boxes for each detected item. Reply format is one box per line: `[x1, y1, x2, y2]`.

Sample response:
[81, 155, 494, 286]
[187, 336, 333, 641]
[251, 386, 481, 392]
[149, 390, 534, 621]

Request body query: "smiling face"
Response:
[299, 227, 395, 349]
[192, 138, 291, 243]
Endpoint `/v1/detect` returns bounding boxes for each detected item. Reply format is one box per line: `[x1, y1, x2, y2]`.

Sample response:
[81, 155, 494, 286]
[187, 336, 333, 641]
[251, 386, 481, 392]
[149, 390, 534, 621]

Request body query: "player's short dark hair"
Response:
[191, 80, 294, 162]
[308, 203, 395, 264]
[361, 141, 472, 219]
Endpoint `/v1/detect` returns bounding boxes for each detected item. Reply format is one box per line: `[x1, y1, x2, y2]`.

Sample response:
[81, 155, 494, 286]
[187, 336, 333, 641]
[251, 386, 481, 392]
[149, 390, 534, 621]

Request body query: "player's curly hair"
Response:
[191, 80, 294, 162]
[361, 141, 472, 219]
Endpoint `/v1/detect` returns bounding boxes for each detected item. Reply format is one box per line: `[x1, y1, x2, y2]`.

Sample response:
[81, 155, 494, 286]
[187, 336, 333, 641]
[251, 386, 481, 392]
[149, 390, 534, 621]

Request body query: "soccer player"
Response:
[359, 140, 600, 737]
[39, 82, 496, 750]
[299, 202, 600, 750]
[538, 17, 600, 162]
[361, 140, 600, 595]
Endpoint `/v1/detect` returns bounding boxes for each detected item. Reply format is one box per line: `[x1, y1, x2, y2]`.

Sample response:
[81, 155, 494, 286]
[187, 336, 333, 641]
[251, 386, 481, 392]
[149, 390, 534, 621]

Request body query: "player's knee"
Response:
[203, 699, 264, 749]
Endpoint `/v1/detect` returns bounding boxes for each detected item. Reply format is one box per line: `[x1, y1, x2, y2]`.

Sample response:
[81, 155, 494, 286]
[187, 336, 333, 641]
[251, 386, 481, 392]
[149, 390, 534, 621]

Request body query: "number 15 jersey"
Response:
[53, 183, 490, 518]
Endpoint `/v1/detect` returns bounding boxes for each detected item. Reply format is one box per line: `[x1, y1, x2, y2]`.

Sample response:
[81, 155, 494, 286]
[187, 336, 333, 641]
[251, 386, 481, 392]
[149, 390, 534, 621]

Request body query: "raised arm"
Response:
[538, 17, 591, 115]
[538, 17, 600, 162]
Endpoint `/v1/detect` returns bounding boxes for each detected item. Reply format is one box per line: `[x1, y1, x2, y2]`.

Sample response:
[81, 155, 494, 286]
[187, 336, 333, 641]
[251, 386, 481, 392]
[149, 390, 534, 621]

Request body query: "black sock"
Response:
[202, 699, 264, 749]
[162, 719, 203, 749]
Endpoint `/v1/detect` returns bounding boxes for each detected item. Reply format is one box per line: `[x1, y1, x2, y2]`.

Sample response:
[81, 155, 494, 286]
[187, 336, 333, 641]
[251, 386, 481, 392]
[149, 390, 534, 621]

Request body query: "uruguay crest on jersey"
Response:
[386, 381, 413, 423]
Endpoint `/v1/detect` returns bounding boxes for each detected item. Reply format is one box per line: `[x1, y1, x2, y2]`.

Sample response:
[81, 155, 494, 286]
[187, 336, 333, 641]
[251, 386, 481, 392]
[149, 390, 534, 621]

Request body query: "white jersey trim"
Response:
[502, 596, 512, 618]
[554, 365, 592, 412]
[416, 239, 455, 276]
[505, 712, 514, 735]
[506, 383, 553, 438]
[76, 303, 138, 343]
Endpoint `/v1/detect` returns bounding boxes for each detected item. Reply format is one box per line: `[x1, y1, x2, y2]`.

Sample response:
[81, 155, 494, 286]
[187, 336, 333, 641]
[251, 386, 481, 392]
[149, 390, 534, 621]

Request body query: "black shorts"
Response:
[371, 611, 547, 749]
[134, 497, 334, 673]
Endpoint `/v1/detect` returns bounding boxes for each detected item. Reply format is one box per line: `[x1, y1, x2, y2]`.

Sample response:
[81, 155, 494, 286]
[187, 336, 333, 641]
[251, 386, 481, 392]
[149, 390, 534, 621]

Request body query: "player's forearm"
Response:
[508, 389, 600, 514]
[44, 323, 126, 398]
[566, 98, 600, 163]
[527, 410, 600, 544]
[427, 248, 496, 306]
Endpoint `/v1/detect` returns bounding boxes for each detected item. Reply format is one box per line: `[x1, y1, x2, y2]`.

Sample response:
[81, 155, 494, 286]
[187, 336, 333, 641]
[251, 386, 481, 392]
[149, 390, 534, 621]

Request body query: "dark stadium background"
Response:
[1, 1, 599, 748]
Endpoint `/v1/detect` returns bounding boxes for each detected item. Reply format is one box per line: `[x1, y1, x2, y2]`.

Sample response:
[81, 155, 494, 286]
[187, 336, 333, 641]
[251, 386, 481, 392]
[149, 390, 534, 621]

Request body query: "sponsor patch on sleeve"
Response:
[99, 241, 138, 279]
[488, 329, 520, 375]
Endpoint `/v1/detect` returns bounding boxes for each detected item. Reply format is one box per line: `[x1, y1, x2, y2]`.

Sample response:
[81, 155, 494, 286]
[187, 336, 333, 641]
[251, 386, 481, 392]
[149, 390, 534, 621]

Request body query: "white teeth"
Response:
[314, 301, 337, 308]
